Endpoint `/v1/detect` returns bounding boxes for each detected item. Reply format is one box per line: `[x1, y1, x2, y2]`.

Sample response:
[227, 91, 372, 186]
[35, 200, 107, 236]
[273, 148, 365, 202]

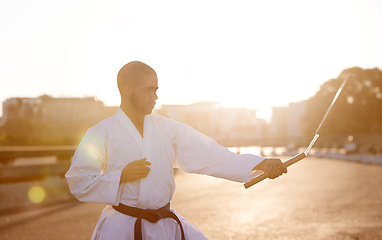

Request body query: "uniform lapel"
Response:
[116, 107, 143, 148]
[138, 115, 153, 208]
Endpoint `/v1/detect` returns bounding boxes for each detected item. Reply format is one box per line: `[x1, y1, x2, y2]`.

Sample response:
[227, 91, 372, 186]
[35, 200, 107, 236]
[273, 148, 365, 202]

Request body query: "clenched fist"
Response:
[120, 158, 151, 183]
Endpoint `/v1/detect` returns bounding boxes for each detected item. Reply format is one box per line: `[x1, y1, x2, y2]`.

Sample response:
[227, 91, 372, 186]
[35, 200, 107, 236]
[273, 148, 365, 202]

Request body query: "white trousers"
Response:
[92, 205, 208, 240]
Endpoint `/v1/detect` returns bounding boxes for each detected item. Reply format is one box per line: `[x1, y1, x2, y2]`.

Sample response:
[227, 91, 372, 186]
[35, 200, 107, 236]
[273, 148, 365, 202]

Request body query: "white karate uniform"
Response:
[65, 107, 264, 240]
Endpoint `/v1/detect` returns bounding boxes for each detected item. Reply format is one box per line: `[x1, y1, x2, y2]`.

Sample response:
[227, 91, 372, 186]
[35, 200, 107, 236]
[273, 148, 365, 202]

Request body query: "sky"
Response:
[1, 0, 382, 120]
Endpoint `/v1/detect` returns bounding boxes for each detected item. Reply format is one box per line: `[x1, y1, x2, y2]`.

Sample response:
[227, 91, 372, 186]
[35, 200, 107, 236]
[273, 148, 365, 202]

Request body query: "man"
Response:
[65, 61, 287, 240]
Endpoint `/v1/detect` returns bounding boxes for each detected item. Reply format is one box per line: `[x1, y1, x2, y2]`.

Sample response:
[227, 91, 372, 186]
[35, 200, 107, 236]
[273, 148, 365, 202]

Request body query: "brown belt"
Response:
[112, 202, 185, 240]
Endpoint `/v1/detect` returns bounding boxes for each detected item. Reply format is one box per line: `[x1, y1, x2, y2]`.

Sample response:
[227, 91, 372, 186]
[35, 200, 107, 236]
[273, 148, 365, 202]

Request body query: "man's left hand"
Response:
[253, 158, 287, 179]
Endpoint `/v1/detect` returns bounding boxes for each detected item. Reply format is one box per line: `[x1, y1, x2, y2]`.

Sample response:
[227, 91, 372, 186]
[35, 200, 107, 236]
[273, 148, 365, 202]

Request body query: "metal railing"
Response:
[0, 146, 76, 183]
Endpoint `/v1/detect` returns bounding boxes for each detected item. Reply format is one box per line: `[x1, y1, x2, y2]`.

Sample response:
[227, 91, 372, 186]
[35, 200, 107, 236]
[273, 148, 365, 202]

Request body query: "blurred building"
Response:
[1, 95, 118, 145]
[1, 96, 309, 147]
[287, 101, 306, 138]
[269, 101, 307, 146]
[269, 106, 287, 143]
[1, 97, 41, 125]
[156, 102, 267, 146]
[156, 102, 221, 138]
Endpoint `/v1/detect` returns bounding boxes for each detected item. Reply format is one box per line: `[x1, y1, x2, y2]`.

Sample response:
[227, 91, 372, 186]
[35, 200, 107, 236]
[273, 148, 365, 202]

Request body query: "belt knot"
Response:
[112, 202, 185, 240]
[141, 209, 162, 223]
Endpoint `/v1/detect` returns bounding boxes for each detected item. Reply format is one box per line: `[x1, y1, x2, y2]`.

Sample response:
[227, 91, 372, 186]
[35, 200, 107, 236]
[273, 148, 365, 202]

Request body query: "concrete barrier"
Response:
[0, 146, 76, 212]
[0, 177, 74, 213]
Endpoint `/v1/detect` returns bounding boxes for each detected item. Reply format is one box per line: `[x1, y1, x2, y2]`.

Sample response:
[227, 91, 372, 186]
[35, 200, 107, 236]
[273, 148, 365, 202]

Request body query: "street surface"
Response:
[1, 157, 382, 240]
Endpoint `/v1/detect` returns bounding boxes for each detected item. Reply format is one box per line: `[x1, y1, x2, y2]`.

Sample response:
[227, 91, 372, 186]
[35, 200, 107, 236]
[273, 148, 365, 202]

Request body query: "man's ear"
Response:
[123, 86, 133, 98]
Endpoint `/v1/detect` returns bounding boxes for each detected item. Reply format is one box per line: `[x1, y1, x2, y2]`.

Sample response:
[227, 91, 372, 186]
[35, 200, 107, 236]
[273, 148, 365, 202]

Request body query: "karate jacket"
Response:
[65, 107, 264, 240]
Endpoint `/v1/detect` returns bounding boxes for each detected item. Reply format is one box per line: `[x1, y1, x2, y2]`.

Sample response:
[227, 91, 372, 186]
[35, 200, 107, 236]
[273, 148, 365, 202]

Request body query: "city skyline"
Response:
[0, 95, 306, 147]
[1, 0, 382, 120]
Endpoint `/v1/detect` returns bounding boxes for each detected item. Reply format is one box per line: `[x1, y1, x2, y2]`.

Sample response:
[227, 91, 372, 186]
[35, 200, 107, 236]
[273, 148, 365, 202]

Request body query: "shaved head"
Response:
[117, 61, 159, 116]
[117, 61, 157, 97]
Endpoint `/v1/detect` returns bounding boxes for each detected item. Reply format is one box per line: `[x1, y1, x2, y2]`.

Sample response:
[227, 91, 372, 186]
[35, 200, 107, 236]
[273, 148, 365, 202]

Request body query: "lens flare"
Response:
[28, 186, 46, 204]
[84, 138, 103, 164]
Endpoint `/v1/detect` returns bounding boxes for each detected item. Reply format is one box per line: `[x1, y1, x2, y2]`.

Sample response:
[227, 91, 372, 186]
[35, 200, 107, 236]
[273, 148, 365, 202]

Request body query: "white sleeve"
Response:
[172, 121, 265, 183]
[65, 128, 122, 205]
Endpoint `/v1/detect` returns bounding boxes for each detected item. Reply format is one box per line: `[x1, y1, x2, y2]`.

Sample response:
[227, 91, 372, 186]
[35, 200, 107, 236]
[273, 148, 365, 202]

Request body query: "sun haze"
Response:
[0, 0, 381, 118]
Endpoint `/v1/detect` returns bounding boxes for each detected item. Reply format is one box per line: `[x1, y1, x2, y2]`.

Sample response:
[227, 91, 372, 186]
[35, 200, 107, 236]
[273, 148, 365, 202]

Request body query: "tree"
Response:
[301, 67, 382, 139]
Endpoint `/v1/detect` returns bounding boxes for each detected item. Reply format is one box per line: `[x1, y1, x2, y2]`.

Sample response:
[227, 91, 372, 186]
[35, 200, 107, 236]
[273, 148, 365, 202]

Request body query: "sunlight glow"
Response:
[28, 185, 46, 204]
[256, 108, 273, 122]
[0, 0, 381, 115]
[84, 140, 103, 164]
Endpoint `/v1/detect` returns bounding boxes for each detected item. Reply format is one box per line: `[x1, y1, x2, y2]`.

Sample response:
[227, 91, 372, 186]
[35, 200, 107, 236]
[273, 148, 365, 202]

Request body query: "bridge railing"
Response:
[0, 146, 76, 183]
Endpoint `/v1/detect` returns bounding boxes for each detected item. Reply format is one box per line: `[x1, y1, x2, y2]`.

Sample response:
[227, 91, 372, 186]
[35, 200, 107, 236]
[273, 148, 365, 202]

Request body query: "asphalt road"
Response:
[1, 157, 382, 240]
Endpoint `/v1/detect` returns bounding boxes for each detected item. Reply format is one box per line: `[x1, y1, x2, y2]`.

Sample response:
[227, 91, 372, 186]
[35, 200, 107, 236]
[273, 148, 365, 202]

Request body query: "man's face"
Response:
[127, 73, 158, 115]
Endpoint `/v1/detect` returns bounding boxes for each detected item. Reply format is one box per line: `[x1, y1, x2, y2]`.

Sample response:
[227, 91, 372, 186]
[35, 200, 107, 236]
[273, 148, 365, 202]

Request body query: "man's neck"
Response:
[120, 103, 146, 137]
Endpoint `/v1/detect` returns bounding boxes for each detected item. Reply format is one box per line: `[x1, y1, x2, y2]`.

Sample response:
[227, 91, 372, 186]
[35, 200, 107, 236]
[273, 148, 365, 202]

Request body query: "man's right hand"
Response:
[120, 158, 151, 183]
